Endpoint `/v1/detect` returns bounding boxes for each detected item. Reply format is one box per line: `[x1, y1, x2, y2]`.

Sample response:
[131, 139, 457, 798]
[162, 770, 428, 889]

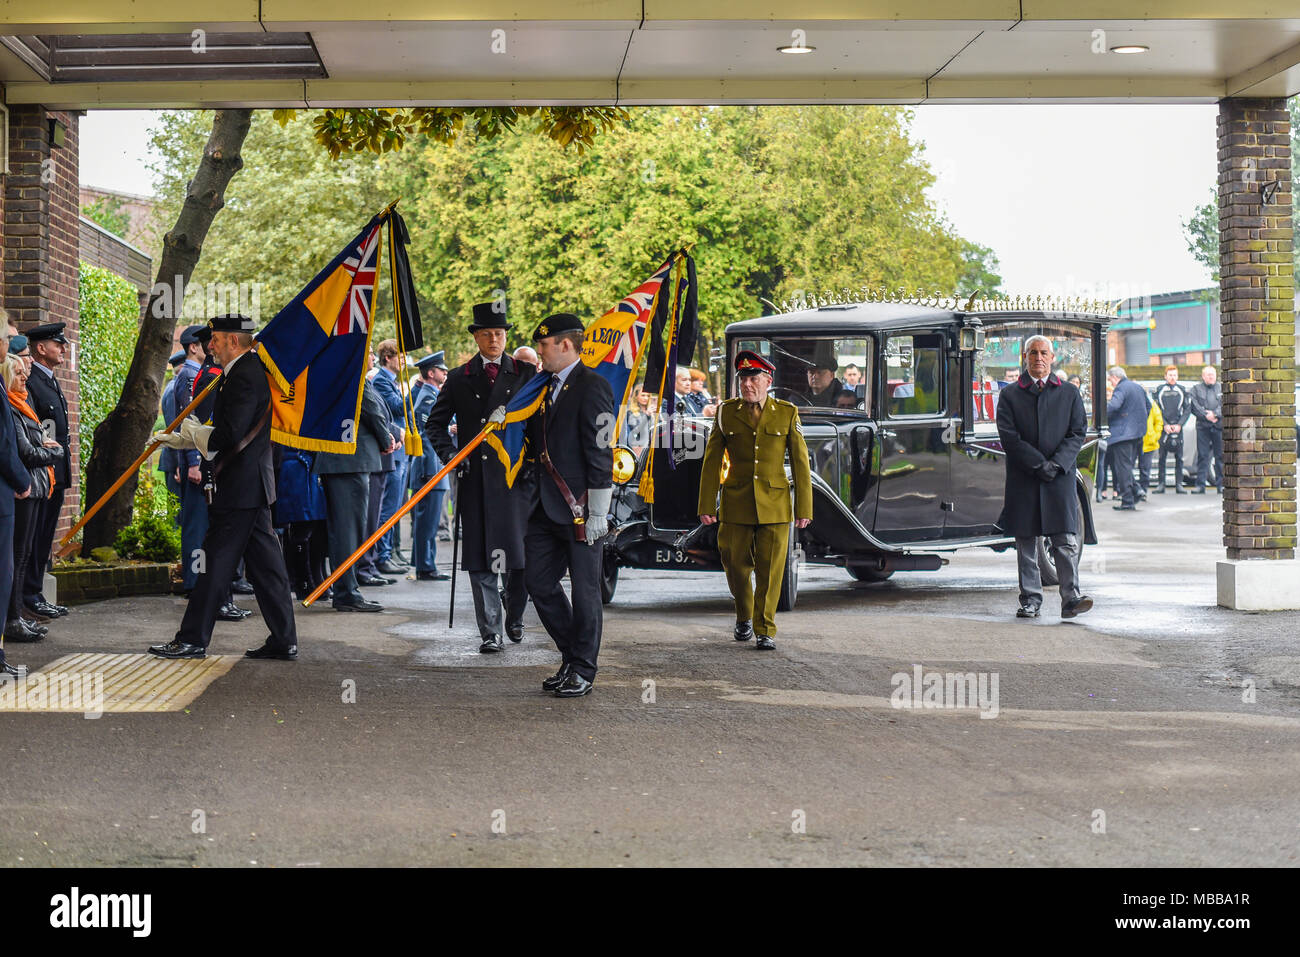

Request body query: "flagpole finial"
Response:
[380, 199, 401, 219]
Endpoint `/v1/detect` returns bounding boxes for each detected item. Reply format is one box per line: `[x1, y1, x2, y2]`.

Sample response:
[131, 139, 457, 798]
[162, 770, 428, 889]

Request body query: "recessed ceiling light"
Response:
[1109, 44, 1149, 54]
[776, 45, 816, 54]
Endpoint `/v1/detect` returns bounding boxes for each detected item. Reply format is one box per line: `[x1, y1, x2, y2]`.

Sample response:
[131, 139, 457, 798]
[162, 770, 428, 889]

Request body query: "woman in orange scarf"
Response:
[3, 354, 61, 645]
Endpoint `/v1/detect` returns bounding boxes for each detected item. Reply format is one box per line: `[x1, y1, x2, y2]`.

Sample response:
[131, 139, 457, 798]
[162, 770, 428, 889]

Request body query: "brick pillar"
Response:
[2, 106, 82, 538]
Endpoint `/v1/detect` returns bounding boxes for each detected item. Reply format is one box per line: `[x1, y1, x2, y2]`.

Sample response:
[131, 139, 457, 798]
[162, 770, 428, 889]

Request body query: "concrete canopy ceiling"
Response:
[1, 2, 1299, 108]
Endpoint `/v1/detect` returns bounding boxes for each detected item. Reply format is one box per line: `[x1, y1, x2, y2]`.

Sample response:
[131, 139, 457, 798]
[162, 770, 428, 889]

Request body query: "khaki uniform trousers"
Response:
[717, 521, 789, 638]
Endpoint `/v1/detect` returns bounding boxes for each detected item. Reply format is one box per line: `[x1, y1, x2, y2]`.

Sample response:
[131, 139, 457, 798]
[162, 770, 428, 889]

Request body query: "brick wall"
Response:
[1217, 98, 1297, 560]
[2, 106, 82, 539]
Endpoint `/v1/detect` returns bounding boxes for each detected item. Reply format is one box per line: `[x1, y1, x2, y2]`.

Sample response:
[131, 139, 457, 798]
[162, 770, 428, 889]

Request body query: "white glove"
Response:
[179, 415, 217, 461]
[584, 487, 613, 545]
[151, 429, 190, 450]
[488, 405, 507, 426]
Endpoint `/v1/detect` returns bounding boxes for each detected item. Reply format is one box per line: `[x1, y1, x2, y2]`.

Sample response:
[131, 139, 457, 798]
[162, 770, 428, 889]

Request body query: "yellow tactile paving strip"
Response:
[0, 653, 238, 713]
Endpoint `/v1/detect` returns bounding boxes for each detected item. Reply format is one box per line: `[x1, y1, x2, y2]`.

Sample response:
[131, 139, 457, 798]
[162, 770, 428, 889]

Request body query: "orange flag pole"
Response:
[56, 374, 223, 558]
[301, 425, 493, 607]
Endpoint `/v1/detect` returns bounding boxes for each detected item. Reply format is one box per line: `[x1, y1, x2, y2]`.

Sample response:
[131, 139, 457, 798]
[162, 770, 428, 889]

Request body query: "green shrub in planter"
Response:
[114, 514, 180, 563]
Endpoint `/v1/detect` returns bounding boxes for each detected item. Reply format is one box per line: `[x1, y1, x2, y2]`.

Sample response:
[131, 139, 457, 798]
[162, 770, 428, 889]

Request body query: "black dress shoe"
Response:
[733, 620, 754, 642]
[1175, 488, 1187, 495]
[376, 560, 406, 575]
[217, 602, 252, 622]
[148, 639, 206, 659]
[392, 550, 409, 565]
[357, 574, 393, 587]
[479, 635, 504, 654]
[554, 672, 593, 697]
[506, 622, 524, 642]
[1015, 604, 1041, 619]
[333, 597, 383, 613]
[1061, 596, 1094, 619]
[245, 641, 298, 661]
[415, 570, 451, 581]
[1152, 486, 1166, 494]
[4, 619, 44, 642]
[31, 600, 67, 618]
[1113, 504, 1136, 510]
[1192, 488, 1206, 494]
[22, 605, 51, 624]
[230, 578, 255, 595]
[542, 664, 571, 692]
[19, 618, 48, 636]
[1, 658, 26, 677]
[754, 634, 776, 650]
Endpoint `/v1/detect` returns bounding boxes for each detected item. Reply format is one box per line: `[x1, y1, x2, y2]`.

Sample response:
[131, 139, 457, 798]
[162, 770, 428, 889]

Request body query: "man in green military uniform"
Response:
[698, 350, 813, 650]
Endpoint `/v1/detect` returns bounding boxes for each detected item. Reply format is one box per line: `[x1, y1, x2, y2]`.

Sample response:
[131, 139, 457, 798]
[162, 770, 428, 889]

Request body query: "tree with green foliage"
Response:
[81, 195, 131, 238]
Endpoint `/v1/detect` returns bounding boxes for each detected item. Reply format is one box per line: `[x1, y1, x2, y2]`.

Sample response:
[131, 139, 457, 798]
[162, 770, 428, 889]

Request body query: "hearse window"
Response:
[978, 321, 1095, 420]
[731, 337, 872, 413]
[886, 334, 942, 417]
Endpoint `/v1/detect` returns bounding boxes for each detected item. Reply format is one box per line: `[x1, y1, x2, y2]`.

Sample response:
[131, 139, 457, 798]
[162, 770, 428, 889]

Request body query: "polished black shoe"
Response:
[22, 605, 51, 624]
[148, 639, 206, 659]
[376, 560, 406, 575]
[20, 618, 48, 636]
[754, 634, 776, 650]
[1175, 487, 1187, 495]
[333, 597, 383, 613]
[733, 619, 754, 642]
[392, 550, 409, 565]
[553, 672, 593, 697]
[1, 658, 26, 677]
[506, 622, 524, 642]
[1113, 504, 1136, 511]
[1152, 486, 1166, 494]
[542, 664, 571, 692]
[245, 641, 298, 661]
[1061, 596, 1094, 619]
[1015, 603, 1041, 619]
[4, 619, 44, 643]
[357, 573, 393, 587]
[217, 602, 252, 622]
[31, 600, 67, 618]
[415, 570, 450, 581]
[437, 531, 452, 542]
[230, 578, 255, 595]
[479, 635, 504, 654]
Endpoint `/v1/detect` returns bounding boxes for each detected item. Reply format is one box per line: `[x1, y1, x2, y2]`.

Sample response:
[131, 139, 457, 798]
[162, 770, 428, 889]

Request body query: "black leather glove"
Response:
[1037, 461, 1062, 481]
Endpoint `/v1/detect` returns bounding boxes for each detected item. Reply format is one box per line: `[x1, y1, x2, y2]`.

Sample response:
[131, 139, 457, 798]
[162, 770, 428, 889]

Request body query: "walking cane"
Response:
[448, 488, 461, 628]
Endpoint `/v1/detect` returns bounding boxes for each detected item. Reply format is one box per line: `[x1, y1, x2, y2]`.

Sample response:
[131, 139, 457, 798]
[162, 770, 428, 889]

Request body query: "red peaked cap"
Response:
[734, 350, 775, 376]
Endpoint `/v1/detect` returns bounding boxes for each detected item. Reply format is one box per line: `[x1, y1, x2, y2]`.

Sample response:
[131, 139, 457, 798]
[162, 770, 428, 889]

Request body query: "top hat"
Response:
[468, 301, 510, 332]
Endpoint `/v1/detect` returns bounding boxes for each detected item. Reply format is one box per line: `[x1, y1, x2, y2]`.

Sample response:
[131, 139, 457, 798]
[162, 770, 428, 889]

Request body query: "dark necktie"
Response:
[1034, 379, 1044, 394]
[484, 362, 498, 386]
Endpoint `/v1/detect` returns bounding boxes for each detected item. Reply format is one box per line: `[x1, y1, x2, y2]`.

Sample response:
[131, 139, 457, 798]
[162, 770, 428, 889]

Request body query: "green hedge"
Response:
[77, 262, 140, 506]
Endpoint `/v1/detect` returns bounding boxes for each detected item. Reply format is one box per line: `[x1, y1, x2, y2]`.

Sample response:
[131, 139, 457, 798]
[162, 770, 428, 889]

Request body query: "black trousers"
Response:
[176, 505, 297, 651]
[0, 503, 13, 664]
[1109, 438, 1139, 506]
[1157, 432, 1184, 487]
[1196, 425, 1224, 489]
[8, 498, 39, 623]
[321, 472, 368, 604]
[23, 483, 64, 605]
[358, 471, 386, 577]
[524, 504, 603, 682]
[285, 519, 328, 596]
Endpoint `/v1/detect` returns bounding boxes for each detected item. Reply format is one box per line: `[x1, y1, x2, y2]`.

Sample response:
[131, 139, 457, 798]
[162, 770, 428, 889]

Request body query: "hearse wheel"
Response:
[846, 563, 894, 582]
[776, 522, 799, 612]
[600, 545, 619, 605]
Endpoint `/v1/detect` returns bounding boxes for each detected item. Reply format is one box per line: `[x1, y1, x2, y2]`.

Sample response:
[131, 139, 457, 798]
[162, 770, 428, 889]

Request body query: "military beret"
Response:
[207, 313, 258, 334]
[9, 334, 28, 353]
[179, 324, 207, 346]
[532, 313, 585, 342]
[735, 350, 775, 377]
[25, 322, 67, 345]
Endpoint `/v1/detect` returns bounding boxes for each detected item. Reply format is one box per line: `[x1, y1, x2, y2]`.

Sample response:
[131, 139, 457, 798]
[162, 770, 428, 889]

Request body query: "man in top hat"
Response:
[698, 350, 813, 650]
[21, 322, 72, 621]
[524, 313, 614, 697]
[425, 302, 536, 652]
[148, 314, 299, 659]
[406, 351, 451, 581]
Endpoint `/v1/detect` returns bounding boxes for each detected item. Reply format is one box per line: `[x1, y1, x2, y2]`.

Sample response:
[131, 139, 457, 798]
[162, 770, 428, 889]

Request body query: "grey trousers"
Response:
[467, 568, 528, 640]
[1015, 534, 1080, 607]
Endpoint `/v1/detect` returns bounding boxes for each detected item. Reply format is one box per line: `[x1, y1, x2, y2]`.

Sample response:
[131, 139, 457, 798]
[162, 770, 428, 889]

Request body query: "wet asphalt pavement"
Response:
[1, 487, 1298, 867]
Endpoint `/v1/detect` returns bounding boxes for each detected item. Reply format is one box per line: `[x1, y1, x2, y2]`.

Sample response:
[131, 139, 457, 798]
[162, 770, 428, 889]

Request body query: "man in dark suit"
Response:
[21, 322, 72, 621]
[0, 359, 32, 677]
[407, 353, 450, 581]
[995, 335, 1091, 620]
[425, 302, 536, 653]
[1105, 366, 1151, 511]
[314, 378, 397, 611]
[523, 313, 614, 697]
[146, 314, 298, 659]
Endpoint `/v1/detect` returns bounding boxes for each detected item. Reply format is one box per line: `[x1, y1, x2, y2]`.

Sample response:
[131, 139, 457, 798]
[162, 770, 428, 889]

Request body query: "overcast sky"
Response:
[80, 103, 1220, 298]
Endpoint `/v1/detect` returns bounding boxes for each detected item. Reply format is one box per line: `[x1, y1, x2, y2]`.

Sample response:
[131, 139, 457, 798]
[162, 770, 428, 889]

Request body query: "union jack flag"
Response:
[334, 222, 381, 336]
[581, 255, 675, 404]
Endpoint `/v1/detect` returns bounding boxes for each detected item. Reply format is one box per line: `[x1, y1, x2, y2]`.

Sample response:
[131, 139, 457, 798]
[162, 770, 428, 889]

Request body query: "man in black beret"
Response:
[148, 314, 299, 659]
[524, 313, 614, 697]
[21, 322, 71, 621]
[424, 301, 535, 652]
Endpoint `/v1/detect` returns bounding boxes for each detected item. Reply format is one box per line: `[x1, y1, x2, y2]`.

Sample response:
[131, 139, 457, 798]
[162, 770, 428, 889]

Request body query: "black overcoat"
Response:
[25, 365, 70, 487]
[995, 372, 1087, 537]
[206, 350, 276, 510]
[424, 353, 536, 571]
